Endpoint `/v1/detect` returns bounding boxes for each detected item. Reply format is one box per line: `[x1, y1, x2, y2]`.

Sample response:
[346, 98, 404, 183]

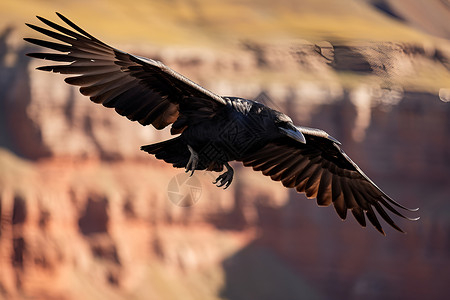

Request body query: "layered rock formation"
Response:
[1, 24, 450, 300]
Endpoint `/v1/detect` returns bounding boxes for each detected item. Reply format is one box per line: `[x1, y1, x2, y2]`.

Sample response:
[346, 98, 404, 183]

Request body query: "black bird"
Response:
[25, 13, 418, 235]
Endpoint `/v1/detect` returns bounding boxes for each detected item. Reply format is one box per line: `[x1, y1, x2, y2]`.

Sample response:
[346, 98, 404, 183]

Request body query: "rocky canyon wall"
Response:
[0, 26, 450, 300]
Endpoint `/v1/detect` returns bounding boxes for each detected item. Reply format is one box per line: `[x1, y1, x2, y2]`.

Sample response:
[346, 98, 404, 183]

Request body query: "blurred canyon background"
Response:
[1, 0, 450, 299]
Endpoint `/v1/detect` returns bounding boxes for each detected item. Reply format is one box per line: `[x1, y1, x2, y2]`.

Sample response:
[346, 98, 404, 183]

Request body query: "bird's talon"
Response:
[224, 181, 231, 189]
[213, 164, 233, 189]
[186, 145, 198, 176]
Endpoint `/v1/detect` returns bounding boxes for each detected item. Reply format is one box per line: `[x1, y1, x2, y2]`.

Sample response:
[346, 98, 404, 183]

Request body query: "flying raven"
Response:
[25, 13, 418, 235]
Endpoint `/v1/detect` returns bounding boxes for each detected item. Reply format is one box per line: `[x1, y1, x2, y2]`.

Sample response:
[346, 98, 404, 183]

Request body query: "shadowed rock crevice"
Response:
[78, 196, 109, 236]
[332, 46, 373, 73]
[38, 210, 50, 229]
[78, 195, 121, 265]
[122, 198, 136, 219]
[12, 196, 26, 225]
[88, 236, 121, 265]
[107, 270, 120, 286]
[370, 0, 406, 21]
[12, 238, 25, 269]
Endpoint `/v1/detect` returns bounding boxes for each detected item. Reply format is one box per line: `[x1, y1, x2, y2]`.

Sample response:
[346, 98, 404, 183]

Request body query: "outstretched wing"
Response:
[24, 13, 226, 130]
[241, 132, 418, 235]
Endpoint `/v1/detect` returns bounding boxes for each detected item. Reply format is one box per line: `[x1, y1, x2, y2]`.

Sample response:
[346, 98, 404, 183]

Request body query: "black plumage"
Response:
[25, 13, 418, 235]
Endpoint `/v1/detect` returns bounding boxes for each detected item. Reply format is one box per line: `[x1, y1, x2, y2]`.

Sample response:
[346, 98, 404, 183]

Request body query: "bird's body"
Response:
[144, 97, 290, 187]
[25, 13, 418, 235]
[178, 98, 282, 167]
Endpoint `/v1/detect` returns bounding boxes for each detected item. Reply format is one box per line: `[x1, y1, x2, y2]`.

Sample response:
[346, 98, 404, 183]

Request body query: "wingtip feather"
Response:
[36, 66, 56, 72]
[36, 15, 47, 23]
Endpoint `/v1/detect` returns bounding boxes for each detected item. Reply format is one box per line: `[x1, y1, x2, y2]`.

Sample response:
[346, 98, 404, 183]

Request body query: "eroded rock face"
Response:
[1, 30, 450, 299]
[3, 34, 449, 161]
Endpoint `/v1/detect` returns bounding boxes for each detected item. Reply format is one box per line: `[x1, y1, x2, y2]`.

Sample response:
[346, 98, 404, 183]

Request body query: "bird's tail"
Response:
[140, 137, 189, 168]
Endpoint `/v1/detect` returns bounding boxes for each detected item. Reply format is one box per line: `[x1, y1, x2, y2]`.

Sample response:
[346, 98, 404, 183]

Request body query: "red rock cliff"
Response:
[0, 26, 450, 300]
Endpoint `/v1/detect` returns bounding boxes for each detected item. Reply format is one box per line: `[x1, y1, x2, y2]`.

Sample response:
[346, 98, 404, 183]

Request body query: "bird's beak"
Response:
[279, 125, 306, 144]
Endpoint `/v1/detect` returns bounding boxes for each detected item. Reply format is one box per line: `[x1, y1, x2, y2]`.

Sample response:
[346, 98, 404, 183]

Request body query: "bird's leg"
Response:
[213, 162, 234, 189]
[185, 145, 199, 176]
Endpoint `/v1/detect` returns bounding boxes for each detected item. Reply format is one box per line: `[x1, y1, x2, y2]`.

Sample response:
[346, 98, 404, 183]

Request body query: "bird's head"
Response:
[276, 115, 306, 144]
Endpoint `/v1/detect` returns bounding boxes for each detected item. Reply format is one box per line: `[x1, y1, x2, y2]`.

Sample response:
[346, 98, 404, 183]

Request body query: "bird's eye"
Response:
[278, 121, 292, 128]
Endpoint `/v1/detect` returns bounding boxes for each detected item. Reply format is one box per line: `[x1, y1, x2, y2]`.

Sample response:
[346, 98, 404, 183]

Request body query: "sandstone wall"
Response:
[1, 27, 450, 299]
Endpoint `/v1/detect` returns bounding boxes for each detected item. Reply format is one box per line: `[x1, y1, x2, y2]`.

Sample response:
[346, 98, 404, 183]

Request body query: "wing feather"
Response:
[331, 175, 347, 219]
[241, 134, 418, 234]
[25, 13, 226, 131]
[351, 207, 366, 227]
[316, 170, 332, 206]
[305, 167, 323, 198]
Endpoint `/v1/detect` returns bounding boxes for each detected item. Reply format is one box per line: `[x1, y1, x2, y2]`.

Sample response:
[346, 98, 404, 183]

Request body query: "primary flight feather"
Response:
[25, 13, 418, 235]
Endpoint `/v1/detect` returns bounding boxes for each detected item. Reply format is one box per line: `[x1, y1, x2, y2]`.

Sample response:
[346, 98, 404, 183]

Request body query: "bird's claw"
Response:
[185, 145, 198, 177]
[185, 163, 196, 177]
[213, 166, 234, 189]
